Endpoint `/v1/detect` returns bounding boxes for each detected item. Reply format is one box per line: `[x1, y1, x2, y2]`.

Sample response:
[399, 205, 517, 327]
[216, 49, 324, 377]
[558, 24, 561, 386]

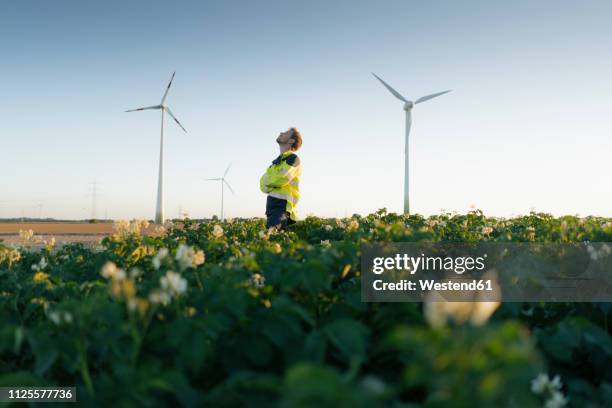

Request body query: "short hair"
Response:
[289, 127, 302, 151]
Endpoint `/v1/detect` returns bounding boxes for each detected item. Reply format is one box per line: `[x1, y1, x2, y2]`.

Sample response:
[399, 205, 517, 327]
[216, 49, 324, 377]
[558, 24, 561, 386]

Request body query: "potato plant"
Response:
[1, 210, 611, 407]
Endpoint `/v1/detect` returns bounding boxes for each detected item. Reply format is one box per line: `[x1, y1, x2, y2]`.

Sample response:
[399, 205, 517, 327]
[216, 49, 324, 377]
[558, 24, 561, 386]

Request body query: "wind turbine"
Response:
[205, 163, 234, 221]
[372, 72, 451, 214]
[125, 72, 187, 224]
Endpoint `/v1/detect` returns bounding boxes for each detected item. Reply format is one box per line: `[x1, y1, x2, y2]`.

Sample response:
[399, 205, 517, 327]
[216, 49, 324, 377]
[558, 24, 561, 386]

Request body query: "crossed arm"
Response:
[260, 160, 300, 192]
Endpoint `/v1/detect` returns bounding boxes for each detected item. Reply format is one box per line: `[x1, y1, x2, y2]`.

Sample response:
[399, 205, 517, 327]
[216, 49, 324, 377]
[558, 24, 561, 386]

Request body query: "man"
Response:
[259, 127, 302, 230]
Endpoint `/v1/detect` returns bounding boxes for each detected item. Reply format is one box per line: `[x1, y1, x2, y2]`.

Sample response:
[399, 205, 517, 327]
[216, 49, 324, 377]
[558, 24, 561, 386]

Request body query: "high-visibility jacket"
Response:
[260, 150, 301, 221]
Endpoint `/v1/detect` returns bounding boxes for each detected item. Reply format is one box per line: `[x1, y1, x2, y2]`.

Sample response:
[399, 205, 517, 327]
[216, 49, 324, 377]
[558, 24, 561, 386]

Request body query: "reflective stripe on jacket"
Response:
[259, 150, 301, 221]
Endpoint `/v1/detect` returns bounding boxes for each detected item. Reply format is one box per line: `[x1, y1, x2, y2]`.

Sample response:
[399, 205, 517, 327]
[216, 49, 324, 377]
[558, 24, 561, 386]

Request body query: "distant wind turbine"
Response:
[372, 72, 451, 214]
[125, 72, 187, 224]
[205, 163, 234, 221]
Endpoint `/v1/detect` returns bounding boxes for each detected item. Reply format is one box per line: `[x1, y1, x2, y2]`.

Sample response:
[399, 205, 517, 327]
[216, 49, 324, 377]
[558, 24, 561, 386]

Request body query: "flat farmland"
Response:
[0, 222, 158, 247]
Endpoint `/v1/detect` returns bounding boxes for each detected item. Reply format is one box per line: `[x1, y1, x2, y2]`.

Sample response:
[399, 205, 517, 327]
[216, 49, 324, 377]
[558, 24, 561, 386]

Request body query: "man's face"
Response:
[276, 129, 294, 146]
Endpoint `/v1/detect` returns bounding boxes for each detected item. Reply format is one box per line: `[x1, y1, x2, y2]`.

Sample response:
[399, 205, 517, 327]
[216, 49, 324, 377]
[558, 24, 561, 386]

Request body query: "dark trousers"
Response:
[265, 196, 295, 229]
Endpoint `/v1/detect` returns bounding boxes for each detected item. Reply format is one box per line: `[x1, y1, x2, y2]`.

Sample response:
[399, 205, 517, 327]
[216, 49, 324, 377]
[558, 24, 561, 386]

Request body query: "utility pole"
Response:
[91, 179, 97, 220]
[33, 203, 43, 219]
[86, 178, 100, 221]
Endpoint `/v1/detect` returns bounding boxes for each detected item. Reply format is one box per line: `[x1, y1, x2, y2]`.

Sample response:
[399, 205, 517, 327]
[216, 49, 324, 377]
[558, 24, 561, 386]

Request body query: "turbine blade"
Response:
[415, 90, 452, 104]
[223, 179, 235, 195]
[371, 72, 408, 103]
[125, 105, 161, 112]
[160, 71, 176, 104]
[223, 162, 232, 178]
[205, 178, 222, 181]
[165, 107, 187, 132]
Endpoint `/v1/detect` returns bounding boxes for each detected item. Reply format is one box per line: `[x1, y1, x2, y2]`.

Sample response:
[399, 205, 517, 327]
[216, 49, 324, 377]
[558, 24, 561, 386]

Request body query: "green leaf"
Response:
[304, 330, 327, 362]
[282, 363, 346, 406]
[536, 319, 582, 363]
[323, 318, 369, 362]
[0, 372, 46, 387]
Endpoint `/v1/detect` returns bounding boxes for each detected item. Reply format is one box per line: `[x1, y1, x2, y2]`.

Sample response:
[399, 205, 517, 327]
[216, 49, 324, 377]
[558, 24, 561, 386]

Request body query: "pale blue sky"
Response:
[1, 0, 611, 220]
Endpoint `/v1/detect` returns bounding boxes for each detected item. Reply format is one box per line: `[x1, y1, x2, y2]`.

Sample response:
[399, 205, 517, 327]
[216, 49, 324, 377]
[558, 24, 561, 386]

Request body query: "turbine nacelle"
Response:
[125, 72, 186, 133]
[371, 72, 451, 111]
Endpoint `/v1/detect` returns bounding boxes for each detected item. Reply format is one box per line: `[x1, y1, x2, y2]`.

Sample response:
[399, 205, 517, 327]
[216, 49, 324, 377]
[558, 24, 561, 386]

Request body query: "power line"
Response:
[86, 178, 101, 220]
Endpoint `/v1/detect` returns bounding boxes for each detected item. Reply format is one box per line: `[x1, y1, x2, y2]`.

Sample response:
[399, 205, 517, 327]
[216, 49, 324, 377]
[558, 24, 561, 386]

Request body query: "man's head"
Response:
[276, 127, 302, 152]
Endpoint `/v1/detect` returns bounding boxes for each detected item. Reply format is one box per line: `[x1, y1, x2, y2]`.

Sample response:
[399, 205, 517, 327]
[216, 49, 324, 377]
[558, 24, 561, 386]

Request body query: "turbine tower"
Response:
[205, 163, 234, 221]
[372, 73, 451, 214]
[126, 72, 187, 224]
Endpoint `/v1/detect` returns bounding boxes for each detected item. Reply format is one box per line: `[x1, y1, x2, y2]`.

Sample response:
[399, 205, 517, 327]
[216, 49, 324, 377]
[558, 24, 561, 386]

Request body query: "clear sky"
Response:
[1, 0, 611, 220]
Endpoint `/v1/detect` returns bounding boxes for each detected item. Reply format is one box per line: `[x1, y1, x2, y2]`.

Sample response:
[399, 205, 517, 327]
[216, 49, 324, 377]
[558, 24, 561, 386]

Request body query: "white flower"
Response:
[44, 237, 56, 250]
[324, 225, 333, 232]
[531, 373, 564, 397]
[130, 219, 149, 235]
[152, 248, 169, 270]
[112, 220, 130, 236]
[347, 219, 359, 231]
[100, 261, 126, 281]
[423, 298, 448, 328]
[321, 240, 331, 248]
[48, 311, 61, 325]
[545, 391, 568, 408]
[531, 373, 550, 394]
[481, 226, 493, 235]
[113, 219, 149, 237]
[212, 224, 224, 238]
[48, 310, 73, 326]
[175, 244, 193, 270]
[9, 249, 21, 263]
[148, 290, 171, 305]
[115, 269, 126, 281]
[175, 244, 205, 270]
[423, 289, 500, 328]
[250, 273, 266, 288]
[127, 298, 138, 312]
[425, 219, 439, 228]
[586, 243, 611, 261]
[193, 249, 205, 266]
[160, 270, 187, 295]
[19, 229, 34, 243]
[129, 268, 143, 279]
[31, 257, 48, 272]
[549, 375, 562, 391]
[469, 301, 501, 326]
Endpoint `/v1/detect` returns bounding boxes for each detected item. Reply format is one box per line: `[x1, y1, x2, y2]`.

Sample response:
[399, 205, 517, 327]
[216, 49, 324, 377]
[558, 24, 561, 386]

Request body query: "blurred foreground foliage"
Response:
[0, 209, 611, 407]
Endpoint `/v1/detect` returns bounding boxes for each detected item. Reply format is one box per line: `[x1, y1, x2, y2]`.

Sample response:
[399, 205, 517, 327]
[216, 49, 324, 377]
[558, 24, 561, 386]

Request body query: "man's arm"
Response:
[261, 155, 300, 190]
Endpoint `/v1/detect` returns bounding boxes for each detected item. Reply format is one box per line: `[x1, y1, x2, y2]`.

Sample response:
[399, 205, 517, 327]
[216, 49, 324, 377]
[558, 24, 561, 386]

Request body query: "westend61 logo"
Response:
[361, 243, 612, 302]
[372, 253, 487, 275]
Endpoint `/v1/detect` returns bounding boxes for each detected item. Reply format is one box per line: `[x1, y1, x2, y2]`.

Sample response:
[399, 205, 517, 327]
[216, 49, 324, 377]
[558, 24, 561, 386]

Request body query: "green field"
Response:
[1, 210, 611, 407]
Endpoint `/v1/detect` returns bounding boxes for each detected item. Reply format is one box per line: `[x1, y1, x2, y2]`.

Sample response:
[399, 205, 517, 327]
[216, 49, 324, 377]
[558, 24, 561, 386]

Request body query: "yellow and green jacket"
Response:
[259, 150, 301, 221]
